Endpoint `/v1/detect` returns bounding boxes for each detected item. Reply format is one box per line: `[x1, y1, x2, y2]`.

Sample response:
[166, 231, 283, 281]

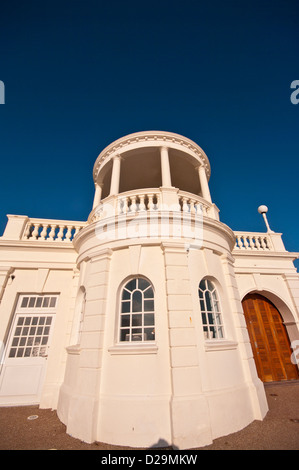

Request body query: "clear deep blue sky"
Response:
[0, 0, 298, 266]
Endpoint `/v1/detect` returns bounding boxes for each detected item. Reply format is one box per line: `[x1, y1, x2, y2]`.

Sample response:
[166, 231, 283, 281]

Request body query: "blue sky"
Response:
[0, 0, 298, 266]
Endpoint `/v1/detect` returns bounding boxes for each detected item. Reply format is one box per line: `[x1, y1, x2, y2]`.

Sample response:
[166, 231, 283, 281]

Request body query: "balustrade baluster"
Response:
[237, 235, 244, 249]
[148, 194, 154, 211]
[40, 224, 49, 240]
[182, 197, 189, 213]
[248, 236, 255, 249]
[260, 237, 267, 250]
[23, 223, 33, 239]
[65, 226, 73, 241]
[130, 196, 137, 212]
[56, 225, 65, 241]
[31, 224, 40, 240]
[48, 224, 57, 241]
[139, 194, 146, 211]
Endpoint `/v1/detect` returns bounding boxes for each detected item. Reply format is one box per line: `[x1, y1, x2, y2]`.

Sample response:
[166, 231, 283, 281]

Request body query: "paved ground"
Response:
[0, 381, 298, 450]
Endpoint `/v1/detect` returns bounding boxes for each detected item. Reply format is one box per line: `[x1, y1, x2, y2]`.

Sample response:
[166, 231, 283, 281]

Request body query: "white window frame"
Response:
[118, 277, 155, 344]
[198, 279, 225, 340]
[5, 294, 58, 360]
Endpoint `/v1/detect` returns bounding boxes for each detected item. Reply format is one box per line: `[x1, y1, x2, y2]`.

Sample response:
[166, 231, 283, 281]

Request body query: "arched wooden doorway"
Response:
[242, 293, 299, 383]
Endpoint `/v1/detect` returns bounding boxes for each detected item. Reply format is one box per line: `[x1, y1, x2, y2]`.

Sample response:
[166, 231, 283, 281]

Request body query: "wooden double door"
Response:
[242, 294, 299, 383]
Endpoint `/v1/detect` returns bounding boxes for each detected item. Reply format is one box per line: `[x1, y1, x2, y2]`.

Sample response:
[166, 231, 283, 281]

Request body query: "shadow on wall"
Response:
[148, 438, 178, 450]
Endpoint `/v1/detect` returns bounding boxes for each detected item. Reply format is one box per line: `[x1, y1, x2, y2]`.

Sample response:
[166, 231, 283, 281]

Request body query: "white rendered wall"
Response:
[58, 233, 269, 449]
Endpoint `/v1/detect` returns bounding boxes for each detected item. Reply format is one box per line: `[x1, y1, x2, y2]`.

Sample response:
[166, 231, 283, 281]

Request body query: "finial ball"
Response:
[258, 205, 268, 214]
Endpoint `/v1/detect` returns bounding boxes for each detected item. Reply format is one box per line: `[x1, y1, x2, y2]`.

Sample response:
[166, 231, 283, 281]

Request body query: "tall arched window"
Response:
[119, 277, 155, 342]
[198, 279, 224, 339]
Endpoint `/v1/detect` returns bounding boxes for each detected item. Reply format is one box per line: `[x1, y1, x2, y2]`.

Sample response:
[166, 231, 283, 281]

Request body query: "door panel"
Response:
[242, 294, 299, 383]
[0, 295, 57, 405]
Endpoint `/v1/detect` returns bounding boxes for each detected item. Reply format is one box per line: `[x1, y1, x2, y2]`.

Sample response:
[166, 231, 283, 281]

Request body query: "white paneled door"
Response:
[0, 295, 57, 405]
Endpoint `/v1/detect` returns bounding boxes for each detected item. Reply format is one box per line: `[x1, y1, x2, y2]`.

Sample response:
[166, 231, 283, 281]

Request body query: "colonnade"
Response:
[92, 147, 212, 209]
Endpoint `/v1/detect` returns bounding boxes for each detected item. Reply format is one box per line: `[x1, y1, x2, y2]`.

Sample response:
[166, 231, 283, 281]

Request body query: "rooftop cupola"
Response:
[90, 131, 219, 221]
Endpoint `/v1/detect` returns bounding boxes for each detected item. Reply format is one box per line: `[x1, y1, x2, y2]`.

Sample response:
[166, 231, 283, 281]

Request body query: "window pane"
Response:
[205, 292, 212, 311]
[22, 327, 29, 336]
[131, 329, 142, 341]
[217, 326, 224, 338]
[144, 287, 154, 299]
[9, 348, 16, 358]
[32, 317, 38, 325]
[24, 348, 31, 357]
[50, 297, 56, 308]
[122, 289, 131, 300]
[132, 314, 142, 326]
[132, 291, 142, 312]
[29, 297, 36, 308]
[121, 315, 130, 327]
[201, 312, 207, 325]
[36, 297, 43, 308]
[125, 279, 136, 292]
[144, 328, 155, 341]
[200, 300, 205, 312]
[17, 348, 24, 357]
[144, 314, 154, 326]
[21, 297, 29, 308]
[144, 300, 154, 312]
[199, 280, 206, 291]
[121, 301, 130, 313]
[17, 317, 24, 326]
[138, 278, 150, 290]
[42, 297, 49, 308]
[120, 329, 130, 341]
[207, 280, 214, 291]
[209, 327, 215, 339]
[138, 278, 150, 291]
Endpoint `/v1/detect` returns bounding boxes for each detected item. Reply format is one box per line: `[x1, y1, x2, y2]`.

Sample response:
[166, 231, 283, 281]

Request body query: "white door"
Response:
[0, 295, 57, 405]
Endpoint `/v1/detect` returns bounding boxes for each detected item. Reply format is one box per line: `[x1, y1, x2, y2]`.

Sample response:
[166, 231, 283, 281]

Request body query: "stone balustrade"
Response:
[88, 188, 218, 224]
[234, 232, 273, 251]
[21, 218, 87, 242]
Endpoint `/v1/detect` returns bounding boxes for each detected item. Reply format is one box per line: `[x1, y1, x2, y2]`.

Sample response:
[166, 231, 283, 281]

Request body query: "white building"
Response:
[0, 131, 298, 449]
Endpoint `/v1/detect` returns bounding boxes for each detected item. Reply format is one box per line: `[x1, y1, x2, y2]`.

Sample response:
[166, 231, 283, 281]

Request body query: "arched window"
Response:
[119, 277, 155, 342]
[198, 279, 224, 339]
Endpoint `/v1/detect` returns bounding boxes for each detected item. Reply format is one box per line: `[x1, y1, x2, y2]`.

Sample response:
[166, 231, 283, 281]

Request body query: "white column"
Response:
[160, 146, 172, 188]
[110, 155, 122, 196]
[198, 165, 212, 203]
[92, 183, 103, 209]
